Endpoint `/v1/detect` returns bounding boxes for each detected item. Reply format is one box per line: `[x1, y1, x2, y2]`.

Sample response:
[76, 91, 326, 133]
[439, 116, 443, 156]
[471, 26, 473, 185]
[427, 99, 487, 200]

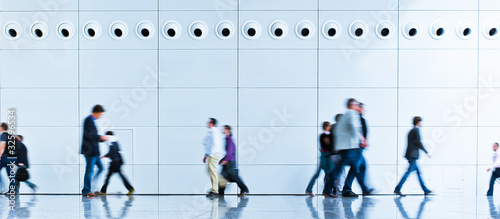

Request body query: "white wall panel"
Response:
[400, 0, 478, 10]
[398, 88, 478, 127]
[238, 127, 317, 165]
[159, 88, 237, 127]
[240, 0, 317, 11]
[399, 50, 477, 88]
[319, 88, 397, 126]
[0, 50, 77, 88]
[239, 50, 317, 87]
[160, 0, 237, 10]
[133, 165, 158, 194]
[478, 88, 500, 126]
[160, 165, 234, 194]
[320, 0, 397, 11]
[479, 50, 500, 88]
[363, 127, 398, 165]
[1, 89, 78, 126]
[399, 11, 478, 49]
[159, 127, 219, 164]
[397, 127, 477, 165]
[79, 89, 158, 127]
[159, 50, 237, 88]
[79, 12, 158, 50]
[480, 0, 500, 10]
[239, 165, 317, 194]
[133, 127, 158, 164]
[0, 1, 77, 11]
[478, 127, 500, 165]
[18, 127, 79, 165]
[80, 50, 157, 88]
[29, 164, 79, 194]
[239, 11, 317, 49]
[159, 11, 237, 49]
[319, 50, 397, 87]
[239, 88, 317, 127]
[80, 1, 157, 11]
[319, 11, 398, 49]
[0, 12, 78, 50]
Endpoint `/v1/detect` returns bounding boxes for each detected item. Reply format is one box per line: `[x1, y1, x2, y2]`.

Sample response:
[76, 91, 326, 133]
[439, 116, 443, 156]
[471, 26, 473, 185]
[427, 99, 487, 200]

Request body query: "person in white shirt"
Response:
[487, 142, 500, 196]
[203, 118, 225, 197]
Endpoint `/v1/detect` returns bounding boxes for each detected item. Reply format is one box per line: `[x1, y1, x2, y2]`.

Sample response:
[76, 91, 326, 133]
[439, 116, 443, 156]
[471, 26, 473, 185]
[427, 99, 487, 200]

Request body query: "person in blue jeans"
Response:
[0, 122, 17, 193]
[394, 116, 432, 196]
[81, 105, 108, 197]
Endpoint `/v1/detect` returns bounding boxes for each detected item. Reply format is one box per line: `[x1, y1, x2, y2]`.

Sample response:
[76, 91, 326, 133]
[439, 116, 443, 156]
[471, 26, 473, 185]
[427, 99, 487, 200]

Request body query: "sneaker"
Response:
[394, 190, 406, 197]
[424, 190, 432, 196]
[127, 189, 135, 195]
[206, 192, 219, 197]
[30, 185, 38, 193]
[83, 192, 98, 197]
[342, 191, 358, 197]
[363, 188, 374, 196]
[322, 193, 337, 198]
[306, 192, 315, 197]
[238, 191, 248, 197]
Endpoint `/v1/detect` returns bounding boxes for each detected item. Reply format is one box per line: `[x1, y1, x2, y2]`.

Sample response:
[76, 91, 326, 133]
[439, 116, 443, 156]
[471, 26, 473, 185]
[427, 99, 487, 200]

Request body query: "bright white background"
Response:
[0, 0, 498, 195]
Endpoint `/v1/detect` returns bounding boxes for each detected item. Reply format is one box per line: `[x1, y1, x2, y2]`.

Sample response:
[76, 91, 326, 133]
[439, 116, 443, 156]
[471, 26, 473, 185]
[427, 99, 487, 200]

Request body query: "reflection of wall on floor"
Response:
[0, 0, 498, 195]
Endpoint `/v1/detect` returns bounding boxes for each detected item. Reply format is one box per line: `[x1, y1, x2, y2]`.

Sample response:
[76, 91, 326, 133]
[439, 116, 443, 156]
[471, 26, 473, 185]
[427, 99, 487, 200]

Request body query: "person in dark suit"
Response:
[14, 135, 38, 194]
[394, 116, 432, 196]
[81, 105, 108, 197]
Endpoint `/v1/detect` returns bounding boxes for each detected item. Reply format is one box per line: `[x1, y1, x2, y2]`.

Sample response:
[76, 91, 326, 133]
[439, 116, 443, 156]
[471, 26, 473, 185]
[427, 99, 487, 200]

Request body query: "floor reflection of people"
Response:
[215, 196, 249, 219]
[82, 196, 95, 219]
[488, 196, 500, 218]
[394, 196, 430, 219]
[305, 197, 320, 219]
[342, 197, 374, 219]
[7, 195, 36, 218]
[100, 195, 134, 219]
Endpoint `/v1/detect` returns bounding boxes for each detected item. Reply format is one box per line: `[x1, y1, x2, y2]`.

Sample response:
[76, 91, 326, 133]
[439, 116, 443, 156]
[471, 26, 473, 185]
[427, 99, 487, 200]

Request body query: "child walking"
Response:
[100, 131, 134, 195]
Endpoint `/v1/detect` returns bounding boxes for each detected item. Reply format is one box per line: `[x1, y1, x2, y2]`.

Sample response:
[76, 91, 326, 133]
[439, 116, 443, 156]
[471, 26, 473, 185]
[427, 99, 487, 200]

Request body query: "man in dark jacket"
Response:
[14, 135, 37, 194]
[81, 105, 108, 197]
[394, 116, 432, 196]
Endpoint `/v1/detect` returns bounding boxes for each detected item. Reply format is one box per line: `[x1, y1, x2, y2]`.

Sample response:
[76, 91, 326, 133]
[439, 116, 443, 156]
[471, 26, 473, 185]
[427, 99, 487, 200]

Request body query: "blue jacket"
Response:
[81, 115, 101, 156]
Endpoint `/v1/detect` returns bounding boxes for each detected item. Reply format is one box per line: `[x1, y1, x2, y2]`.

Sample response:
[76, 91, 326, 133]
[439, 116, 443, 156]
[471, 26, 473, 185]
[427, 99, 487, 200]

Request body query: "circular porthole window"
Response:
[348, 20, 368, 39]
[456, 21, 473, 40]
[375, 21, 394, 40]
[429, 20, 447, 40]
[215, 20, 234, 39]
[162, 21, 181, 40]
[483, 21, 500, 40]
[4, 21, 22, 40]
[31, 22, 49, 40]
[136, 21, 154, 40]
[242, 20, 261, 40]
[295, 20, 314, 39]
[269, 20, 288, 39]
[189, 21, 208, 40]
[402, 21, 421, 40]
[83, 21, 102, 39]
[109, 21, 128, 40]
[322, 20, 341, 39]
[57, 21, 75, 40]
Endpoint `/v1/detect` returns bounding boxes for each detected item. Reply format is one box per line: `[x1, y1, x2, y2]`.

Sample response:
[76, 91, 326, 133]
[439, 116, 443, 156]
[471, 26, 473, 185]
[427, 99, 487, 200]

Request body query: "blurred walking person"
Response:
[81, 105, 108, 197]
[203, 118, 224, 197]
[487, 143, 500, 196]
[306, 121, 335, 197]
[99, 131, 134, 195]
[327, 98, 369, 197]
[342, 103, 374, 196]
[14, 135, 37, 194]
[218, 125, 249, 196]
[394, 116, 432, 196]
[0, 122, 16, 192]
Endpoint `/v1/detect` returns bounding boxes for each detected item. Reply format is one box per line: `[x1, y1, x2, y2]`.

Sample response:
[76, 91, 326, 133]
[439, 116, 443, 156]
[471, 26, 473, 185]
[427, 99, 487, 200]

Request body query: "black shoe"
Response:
[394, 190, 406, 197]
[363, 188, 374, 196]
[342, 191, 358, 197]
[206, 192, 219, 197]
[219, 187, 225, 196]
[424, 190, 432, 196]
[322, 193, 337, 198]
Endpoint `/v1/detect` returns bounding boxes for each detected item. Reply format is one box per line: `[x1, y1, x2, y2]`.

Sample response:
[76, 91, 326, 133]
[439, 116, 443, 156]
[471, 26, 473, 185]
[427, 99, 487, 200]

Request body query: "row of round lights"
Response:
[3, 20, 499, 41]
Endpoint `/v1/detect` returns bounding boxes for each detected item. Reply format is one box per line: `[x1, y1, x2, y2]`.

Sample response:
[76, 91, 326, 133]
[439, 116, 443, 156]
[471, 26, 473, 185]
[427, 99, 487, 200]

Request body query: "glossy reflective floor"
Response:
[0, 194, 499, 218]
